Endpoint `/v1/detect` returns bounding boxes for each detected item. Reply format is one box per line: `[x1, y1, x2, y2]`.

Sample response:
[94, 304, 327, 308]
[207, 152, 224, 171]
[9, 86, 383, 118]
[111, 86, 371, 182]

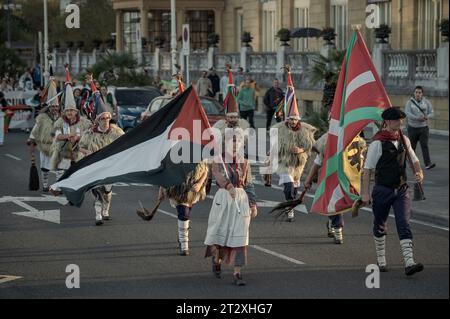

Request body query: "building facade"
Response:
[112, 0, 448, 53]
[108, 0, 449, 132]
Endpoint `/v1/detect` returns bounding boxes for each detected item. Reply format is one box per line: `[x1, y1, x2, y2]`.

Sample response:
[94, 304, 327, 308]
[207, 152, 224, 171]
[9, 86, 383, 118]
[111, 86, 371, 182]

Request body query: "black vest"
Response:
[375, 141, 407, 188]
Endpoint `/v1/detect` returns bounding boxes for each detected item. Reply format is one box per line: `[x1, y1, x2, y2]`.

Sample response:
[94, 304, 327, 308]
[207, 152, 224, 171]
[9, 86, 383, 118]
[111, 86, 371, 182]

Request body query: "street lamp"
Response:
[171, 0, 177, 75]
[43, 0, 49, 86]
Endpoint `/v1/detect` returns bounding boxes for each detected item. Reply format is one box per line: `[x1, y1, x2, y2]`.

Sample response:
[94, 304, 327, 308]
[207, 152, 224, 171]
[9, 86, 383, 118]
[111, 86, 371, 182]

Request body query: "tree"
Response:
[0, 45, 26, 78]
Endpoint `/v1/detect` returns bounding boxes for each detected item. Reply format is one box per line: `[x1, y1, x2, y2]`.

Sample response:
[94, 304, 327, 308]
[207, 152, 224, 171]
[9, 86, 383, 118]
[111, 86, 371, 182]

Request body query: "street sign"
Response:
[182, 24, 190, 55]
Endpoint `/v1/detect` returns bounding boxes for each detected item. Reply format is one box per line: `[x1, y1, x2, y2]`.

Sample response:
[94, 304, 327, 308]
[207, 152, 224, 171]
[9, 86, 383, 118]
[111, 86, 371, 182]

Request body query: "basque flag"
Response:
[51, 87, 216, 207]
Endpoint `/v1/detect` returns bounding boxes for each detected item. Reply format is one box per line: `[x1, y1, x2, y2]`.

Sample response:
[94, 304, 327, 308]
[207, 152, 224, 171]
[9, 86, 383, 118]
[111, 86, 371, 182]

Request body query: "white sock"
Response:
[178, 220, 190, 251]
[374, 236, 387, 267]
[42, 171, 49, 189]
[334, 228, 343, 241]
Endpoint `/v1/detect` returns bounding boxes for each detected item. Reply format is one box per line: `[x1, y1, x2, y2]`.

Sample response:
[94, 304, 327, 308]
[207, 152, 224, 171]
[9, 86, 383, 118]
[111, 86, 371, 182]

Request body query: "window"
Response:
[262, 1, 277, 52]
[330, 0, 348, 49]
[148, 10, 171, 52]
[185, 10, 215, 52]
[293, 0, 310, 52]
[123, 11, 140, 54]
[418, 0, 442, 49]
[236, 8, 243, 51]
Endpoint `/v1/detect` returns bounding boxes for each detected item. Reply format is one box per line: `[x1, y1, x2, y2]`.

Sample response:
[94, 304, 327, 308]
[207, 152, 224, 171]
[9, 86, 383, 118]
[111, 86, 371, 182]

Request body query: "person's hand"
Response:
[250, 206, 258, 218]
[304, 180, 312, 190]
[158, 187, 167, 201]
[361, 193, 371, 206]
[228, 186, 236, 199]
[291, 147, 304, 154]
[191, 183, 202, 193]
[415, 171, 424, 184]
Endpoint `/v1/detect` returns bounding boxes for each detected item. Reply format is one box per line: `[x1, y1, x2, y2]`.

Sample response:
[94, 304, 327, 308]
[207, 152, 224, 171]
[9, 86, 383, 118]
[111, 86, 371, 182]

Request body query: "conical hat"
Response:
[285, 71, 300, 120]
[63, 65, 77, 112]
[46, 80, 59, 106]
[224, 70, 238, 116]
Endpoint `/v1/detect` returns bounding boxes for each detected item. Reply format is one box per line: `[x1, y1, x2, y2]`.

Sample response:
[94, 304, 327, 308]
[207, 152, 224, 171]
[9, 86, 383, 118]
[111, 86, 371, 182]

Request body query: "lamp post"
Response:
[43, 0, 50, 86]
[171, 0, 177, 75]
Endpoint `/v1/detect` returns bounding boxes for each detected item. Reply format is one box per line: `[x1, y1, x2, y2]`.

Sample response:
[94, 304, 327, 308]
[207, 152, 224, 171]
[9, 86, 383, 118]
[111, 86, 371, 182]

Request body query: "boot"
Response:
[42, 171, 49, 192]
[333, 227, 343, 244]
[327, 220, 335, 238]
[287, 210, 295, 222]
[400, 239, 424, 276]
[94, 201, 103, 226]
[178, 220, 190, 256]
[102, 190, 112, 220]
[233, 273, 246, 286]
[374, 236, 387, 272]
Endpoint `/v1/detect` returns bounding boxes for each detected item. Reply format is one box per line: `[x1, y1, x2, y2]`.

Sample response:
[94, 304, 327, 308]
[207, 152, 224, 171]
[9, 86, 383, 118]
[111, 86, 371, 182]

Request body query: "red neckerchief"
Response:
[93, 125, 111, 134]
[286, 121, 301, 132]
[373, 130, 400, 142]
[63, 114, 80, 125]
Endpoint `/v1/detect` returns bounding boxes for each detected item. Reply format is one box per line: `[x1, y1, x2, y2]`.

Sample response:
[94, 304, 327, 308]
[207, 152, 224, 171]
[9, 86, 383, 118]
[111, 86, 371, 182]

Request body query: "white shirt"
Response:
[364, 136, 419, 170]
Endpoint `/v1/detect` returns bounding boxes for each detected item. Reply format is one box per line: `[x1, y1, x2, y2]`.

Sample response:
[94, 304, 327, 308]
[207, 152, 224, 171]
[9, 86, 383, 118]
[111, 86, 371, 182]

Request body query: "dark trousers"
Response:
[266, 108, 282, 130]
[240, 110, 255, 128]
[329, 214, 344, 228]
[372, 184, 413, 240]
[176, 205, 192, 221]
[407, 126, 431, 166]
[283, 182, 298, 201]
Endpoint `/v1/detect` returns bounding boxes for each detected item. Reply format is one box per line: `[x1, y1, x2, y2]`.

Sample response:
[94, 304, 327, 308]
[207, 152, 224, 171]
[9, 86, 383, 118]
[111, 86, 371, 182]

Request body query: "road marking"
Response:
[5, 154, 22, 161]
[0, 196, 62, 224]
[12, 210, 60, 224]
[250, 245, 306, 265]
[157, 208, 306, 265]
[253, 180, 448, 231]
[0, 275, 22, 284]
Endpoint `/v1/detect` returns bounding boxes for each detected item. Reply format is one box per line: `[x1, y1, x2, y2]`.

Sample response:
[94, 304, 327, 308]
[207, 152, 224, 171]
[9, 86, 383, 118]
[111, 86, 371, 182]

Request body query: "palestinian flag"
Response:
[51, 87, 216, 207]
[311, 30, 391, 216]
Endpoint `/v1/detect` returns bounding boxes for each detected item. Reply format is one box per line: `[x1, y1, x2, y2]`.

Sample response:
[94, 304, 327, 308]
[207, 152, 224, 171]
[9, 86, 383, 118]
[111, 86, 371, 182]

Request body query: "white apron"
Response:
[204, 188, 251, 248]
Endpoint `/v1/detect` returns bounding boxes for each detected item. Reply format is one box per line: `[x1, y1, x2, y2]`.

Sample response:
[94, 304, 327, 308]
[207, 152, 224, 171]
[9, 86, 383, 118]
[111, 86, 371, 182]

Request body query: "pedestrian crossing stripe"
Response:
[0, 275, 22, 284]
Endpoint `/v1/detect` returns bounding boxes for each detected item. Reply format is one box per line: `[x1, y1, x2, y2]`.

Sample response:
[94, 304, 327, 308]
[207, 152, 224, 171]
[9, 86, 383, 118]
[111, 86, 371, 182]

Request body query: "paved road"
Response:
[0, 131, 448, 299]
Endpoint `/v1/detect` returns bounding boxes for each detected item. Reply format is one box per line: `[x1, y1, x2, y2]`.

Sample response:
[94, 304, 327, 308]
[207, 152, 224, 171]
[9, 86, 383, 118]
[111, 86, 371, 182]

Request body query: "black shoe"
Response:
[425, 163, 436, 170]
[102, 215, 111, 221]
[42, 187, 49, 193]
[95, 220, 103, 226]
[334, 238, 344, 245]
[327, 222, 334, 238]
[233, 273, 246, 286]
[212, 258, 222, 279]
[378, 264, 388, 272]
[405, 263, 424, 276]
[180, 250, 190, 256]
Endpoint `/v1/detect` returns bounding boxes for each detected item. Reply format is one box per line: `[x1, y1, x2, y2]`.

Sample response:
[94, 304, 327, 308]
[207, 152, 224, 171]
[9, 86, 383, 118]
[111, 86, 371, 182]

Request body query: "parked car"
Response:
[111, 87, 162, 132]
[140, 95, 225, 126]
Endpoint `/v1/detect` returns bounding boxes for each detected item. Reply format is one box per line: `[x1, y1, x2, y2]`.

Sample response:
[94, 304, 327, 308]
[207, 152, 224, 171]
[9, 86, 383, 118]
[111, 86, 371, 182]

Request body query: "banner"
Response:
[2, 91, 37, 130]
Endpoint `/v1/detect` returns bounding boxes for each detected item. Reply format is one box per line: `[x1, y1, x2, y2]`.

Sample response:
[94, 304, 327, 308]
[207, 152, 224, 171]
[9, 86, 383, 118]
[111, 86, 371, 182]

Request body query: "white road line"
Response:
[253, 180, 448, 232]
[157, 208, 306, 265]
[250, 245, 306, 265]
[5, 154, 22, 161]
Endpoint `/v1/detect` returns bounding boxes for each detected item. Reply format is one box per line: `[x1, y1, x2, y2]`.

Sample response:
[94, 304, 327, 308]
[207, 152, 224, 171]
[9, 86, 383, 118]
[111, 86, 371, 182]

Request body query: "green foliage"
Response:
[308, 49, 346, 109]
[79, 52, 149, 87]
[0, 45, 26, 78]
[303, 108, 330, 139]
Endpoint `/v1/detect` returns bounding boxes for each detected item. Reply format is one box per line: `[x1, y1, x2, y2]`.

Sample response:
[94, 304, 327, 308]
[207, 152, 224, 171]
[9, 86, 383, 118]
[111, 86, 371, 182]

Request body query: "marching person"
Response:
[269, 71, 316, 222]
[204, 132, 257, 286]
[27, 78, 61, 192]
[158, 161, 209, 256]
[361, 107, 424, 276]
[79, 81, 124, 226]
[304, 131, 367, 244]
[213, 70, 250, 135]
[405, 86, 435, 170]
[50, 66, 91, 178]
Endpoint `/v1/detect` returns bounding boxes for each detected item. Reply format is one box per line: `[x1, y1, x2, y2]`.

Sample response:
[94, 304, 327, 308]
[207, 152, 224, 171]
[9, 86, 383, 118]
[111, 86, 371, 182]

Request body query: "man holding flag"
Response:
[310, 28, 424, 276]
